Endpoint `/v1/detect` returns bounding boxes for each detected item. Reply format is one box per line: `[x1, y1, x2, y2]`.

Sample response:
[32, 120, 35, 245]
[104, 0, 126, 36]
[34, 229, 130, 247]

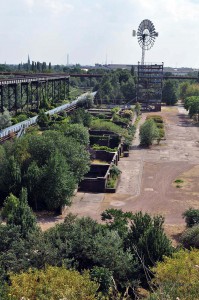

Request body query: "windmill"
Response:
[133, 19, 158, 65]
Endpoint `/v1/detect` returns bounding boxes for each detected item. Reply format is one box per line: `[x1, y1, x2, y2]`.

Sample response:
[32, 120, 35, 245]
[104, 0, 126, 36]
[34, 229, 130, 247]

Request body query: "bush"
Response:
[15, 114, 28, 123]
[120, 109, 134, 120]
[106, 177, 116, 188]
[146, 115, 163, 123]
[180, 225, 199, 249]
[92, 144, 118, 152]
[6, 266, 99, 300]
[158, 128, 165, 138]
[183, 208, 199, 227]
[110, 164, 121, 179]
[150, 249, 199, 300]
[140, 119, 159, 146]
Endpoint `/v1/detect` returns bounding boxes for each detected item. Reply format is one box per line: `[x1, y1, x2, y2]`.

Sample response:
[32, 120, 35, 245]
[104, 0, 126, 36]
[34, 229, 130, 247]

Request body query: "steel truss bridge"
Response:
[0, 72, 102, 114]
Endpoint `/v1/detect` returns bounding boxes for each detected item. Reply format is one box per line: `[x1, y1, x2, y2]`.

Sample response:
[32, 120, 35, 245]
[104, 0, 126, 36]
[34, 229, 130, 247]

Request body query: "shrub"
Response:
[158, 128, 165, 138]
[106, 177, 116, 188]
[140, 119, 159, 146]
[120, 109, 134, 120]
[110, 164, 121, 179]
[150, 249, 199, 300]
[174, 179, 184, 184]
[92, 144, 118, 152]
[15, 114, 28, 123]
[6, 266, 99, 300]
[180, 225, 199, 249]
[183, 208, 199, 227]
[146, 115, 163, 123]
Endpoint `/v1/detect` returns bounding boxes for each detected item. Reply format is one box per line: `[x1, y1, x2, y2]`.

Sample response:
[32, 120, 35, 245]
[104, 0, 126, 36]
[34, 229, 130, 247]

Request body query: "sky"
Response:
[0, 0, 199, 68]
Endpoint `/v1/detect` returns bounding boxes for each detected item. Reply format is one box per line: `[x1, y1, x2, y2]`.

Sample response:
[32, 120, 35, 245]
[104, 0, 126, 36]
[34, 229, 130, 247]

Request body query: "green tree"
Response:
[6, 188, 38, 238]
[121, 78, 136, 101]
[139, 118, 159, 146]
[41, 150, 76, 210]
[162, 80, 178, 105]
[25, 161, 43, 210]
[1, 193, 19, 220]
[126, 212, 173, 267]
[45, 215, 138, 294]
[189, 97, 199, 120]
[101, 208, 134, 239]
[37, 110, 50, 128]
[61, 123, 89, 146]
[70, 108, 92, 127]
[179, 81, 190, 100]
[0, 108, 12, 129]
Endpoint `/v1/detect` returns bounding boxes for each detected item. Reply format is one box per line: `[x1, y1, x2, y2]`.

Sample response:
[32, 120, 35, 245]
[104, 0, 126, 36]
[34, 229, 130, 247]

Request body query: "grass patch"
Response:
[174, 179, 184, 184]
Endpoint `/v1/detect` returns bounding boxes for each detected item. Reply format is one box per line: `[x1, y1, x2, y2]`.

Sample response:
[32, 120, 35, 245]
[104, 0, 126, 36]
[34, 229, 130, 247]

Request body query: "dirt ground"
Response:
[38, 103, 199, 243]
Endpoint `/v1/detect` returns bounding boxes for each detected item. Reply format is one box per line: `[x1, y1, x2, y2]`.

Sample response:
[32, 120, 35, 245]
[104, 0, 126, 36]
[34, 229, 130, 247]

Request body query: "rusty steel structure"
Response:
[0, 74, 70, 113]
[0, 72, 103, 114]
[137, 63, 164, 111]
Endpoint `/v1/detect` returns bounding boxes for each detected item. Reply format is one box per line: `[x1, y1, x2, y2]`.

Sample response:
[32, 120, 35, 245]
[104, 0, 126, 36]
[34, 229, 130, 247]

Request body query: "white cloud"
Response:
[24, 0, 74, 14]
[44, 0, 74, 14]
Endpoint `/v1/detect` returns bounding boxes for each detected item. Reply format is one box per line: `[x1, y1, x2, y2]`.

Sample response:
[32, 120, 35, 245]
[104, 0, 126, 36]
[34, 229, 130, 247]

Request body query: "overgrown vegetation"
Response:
[148, 249, 199, 300]
[94, 67, 136, 104]
[0, 207, 175, 299]
[0, 118, 90, 210]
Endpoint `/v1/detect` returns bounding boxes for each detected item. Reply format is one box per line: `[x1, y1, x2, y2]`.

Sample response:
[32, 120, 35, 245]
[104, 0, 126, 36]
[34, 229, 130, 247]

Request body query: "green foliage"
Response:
[135, 102, 141, 115]
[70, 108, 92, 127]
[1, 193, 19, 220]
[5, 188, 38, 238]
[101, 209, 134, 239]
[95, 69, 136, 104]
[140, 119, 160, 146]
[150, 249, 199, 300]
[92, 144, 118, 152]
[126, 212, 173, 267]
[11, 114, 28, 125]
[180, 82, 199, 101]
[174, 179, 183, 183]
[184, 95, 199, 121]
[111, 107, 120, 115]
[162, 80, 178, 105]
[91, 266, 113, 295]
[120, 109, 134, 120]
[44, 214, 138, 294]
[59, 123, 89, 146]
[106, 177, 116, 188]
[91, 119, 125, 136]
[183, 208, 199, 227]
[180, 225, 199, 249]
[112, 113, 129, 125]
[0, 129, 90, 210]
[41, 150, 76, 210]
[146, 115, 163, 123]
[0, 108, 12, 129]
[37, 110, 50, 128]
[109, 164, 121, 178]
[7, 266, 99, 300]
